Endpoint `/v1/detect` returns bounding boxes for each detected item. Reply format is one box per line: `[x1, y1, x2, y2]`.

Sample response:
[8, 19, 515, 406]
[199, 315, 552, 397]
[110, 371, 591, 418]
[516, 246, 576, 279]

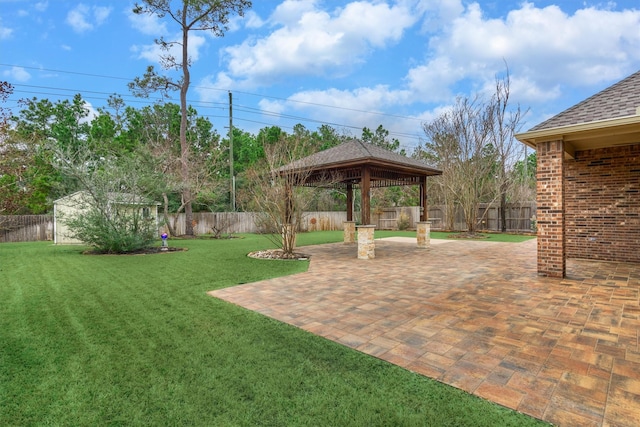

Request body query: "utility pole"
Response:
[229, 91, 235, 211]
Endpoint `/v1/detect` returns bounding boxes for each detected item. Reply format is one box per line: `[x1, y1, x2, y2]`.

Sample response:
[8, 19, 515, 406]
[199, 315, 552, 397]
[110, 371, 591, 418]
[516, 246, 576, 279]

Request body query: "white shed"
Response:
[53, 191, 159, 244]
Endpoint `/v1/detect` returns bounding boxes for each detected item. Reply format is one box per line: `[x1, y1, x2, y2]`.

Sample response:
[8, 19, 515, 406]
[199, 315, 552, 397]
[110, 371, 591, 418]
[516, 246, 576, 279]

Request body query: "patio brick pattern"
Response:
[208, 238, 640, 426]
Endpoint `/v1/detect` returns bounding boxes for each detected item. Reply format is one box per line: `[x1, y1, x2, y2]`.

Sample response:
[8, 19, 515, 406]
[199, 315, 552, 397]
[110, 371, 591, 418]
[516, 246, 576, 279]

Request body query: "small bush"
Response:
[397, 210, 410, 231]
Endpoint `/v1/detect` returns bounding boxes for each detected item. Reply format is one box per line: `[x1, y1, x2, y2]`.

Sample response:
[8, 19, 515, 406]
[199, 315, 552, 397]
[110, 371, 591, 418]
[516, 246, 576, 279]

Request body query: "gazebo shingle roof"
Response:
[529, 70, 640, 131]
[280, 139, 440, 176]
[277, 139, 441, 223]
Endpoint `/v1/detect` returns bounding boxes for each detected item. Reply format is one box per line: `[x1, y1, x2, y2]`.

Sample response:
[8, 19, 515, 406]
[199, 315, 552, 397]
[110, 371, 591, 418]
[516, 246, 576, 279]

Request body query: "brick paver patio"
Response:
[208, 238, 640, 426]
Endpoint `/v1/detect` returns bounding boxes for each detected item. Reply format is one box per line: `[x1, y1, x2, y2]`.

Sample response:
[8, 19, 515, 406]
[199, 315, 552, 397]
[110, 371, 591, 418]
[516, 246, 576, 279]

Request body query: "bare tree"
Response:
[129, 0, 251, 236]
[239, 135, 333, 257]
[422, 96, 496, 234]
[419, 118, 461, 231]
[488, 67, 527, 232]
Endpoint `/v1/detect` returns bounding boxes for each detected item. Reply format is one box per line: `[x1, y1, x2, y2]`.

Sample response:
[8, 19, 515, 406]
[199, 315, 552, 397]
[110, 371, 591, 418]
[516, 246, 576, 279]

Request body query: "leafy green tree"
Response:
[362, 124, 403, 154]
[6, 95, 95, 213]
[12, 95, 92, 155]
[129, 0, 252, 236]
[230, 128, 262, 175]
[361, 124, 415, 211]
[510, 151, 536, 204]
[89, 95, 143, 156]
[311, 124, 347, 151]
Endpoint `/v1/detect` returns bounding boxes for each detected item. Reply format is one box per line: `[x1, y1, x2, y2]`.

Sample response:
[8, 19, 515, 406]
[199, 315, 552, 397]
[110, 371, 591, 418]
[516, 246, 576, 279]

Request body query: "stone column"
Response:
[343, 221, 356, 244]
[536, 140, 565, 277]
[357, 225, 376, 259]
[416, 221, 431, 248]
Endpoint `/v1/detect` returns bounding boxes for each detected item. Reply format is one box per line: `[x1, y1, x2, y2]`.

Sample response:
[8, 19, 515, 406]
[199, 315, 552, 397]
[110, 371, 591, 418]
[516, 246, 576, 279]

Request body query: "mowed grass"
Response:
[0, 233, 545, 426]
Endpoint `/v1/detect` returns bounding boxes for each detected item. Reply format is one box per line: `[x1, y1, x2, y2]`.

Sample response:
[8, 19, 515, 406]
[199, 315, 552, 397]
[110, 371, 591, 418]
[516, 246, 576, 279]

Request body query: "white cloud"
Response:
[3, 66, 31, 83]
[66, 5, 93, 33]
[404, 57, 469, 102]
[127, 7, 168, 36]
[227, 9, 264, 32]
[66, 4, 112, 33]
[262, 85, 417, 133]
[195, 75, 228, 105]
[79, 101, 98, 124]
[0, 20, 12, 39]
[93, 6, 111, 25]
[427, 2, 640, 97]
[416, 0, 465, 33]
[258, 98, 286, 116]
[34, 1, 48, 13]
[243, 10, 265, 29]
[220, 1, 421, 85]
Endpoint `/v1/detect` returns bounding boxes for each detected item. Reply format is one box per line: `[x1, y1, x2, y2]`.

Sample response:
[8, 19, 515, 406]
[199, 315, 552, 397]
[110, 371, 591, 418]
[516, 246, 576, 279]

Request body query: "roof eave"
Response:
[282, 157, 441, 177]
[516, 114, 640, 146]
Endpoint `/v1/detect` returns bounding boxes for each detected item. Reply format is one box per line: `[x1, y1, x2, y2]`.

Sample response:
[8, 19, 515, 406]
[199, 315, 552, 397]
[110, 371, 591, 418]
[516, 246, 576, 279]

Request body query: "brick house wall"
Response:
[536, 140, 566, 277]
[565, 143, 640, 263]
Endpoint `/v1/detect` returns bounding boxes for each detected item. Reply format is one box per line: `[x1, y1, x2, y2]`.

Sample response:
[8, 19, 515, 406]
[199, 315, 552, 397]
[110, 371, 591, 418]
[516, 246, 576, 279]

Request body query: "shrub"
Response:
[397, 210, 410, 231]
[65, 204, 157, 254]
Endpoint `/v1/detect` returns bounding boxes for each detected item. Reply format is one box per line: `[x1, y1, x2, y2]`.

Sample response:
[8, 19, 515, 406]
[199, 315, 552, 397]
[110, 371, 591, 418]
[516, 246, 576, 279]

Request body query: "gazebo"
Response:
[278, 139, 442, 257]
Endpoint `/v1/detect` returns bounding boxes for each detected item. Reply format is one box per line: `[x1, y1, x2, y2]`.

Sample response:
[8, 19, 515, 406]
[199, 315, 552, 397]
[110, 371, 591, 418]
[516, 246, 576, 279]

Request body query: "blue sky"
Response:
[1, 0, 640, 152]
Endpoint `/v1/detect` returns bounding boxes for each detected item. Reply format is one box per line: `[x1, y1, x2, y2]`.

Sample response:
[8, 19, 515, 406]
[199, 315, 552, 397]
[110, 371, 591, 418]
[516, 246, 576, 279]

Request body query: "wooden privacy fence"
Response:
[162, 211, 349, 236]
[427, 202, 536, 232]
[1, 202, 535, 242]
[0, 215, 53, 243]
[163, 203, 536, 236]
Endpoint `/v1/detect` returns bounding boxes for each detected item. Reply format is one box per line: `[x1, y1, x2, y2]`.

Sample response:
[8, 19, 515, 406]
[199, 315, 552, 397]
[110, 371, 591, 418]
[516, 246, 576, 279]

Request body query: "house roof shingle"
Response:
[529, 70, 640, 132]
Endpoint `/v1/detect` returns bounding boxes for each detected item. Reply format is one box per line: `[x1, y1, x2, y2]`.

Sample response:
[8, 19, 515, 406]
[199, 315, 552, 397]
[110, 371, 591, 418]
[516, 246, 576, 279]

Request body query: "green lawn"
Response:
[1, 233, 545, 426]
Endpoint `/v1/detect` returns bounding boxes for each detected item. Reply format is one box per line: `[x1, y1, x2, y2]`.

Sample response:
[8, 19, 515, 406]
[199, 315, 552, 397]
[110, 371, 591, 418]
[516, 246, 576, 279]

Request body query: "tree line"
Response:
[1, 76, 535, 236]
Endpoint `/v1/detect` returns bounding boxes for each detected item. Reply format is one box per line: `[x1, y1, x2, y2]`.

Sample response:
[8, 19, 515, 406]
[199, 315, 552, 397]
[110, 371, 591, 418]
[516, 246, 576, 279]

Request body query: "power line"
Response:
[2, 64, 426, 144]
[2, 62, 426, 122]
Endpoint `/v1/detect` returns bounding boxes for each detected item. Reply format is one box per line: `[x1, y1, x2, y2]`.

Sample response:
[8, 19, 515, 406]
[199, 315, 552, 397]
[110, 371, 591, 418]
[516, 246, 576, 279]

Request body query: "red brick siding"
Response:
[536, 140, 566, 277]
[565, 143, 640, 263]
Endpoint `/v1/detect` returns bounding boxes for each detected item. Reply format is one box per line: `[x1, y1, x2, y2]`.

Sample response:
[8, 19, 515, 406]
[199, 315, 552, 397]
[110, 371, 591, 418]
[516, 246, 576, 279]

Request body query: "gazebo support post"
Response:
[361, 166, 371, 225]
[357, 225, 376, 259]
[419, 175, 428, 222]
[357, 167, 375, 259]
[346, 183, 353, 222]
[343, 221, 356, 244]
[416, 221, 431, 248]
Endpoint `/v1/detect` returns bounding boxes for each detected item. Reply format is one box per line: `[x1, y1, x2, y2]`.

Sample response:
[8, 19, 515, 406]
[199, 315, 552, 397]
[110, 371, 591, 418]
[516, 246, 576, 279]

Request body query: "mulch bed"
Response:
[83, 247, 188, 255]
[447, 232, 489, 239]
[248, 249, 310, 260]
